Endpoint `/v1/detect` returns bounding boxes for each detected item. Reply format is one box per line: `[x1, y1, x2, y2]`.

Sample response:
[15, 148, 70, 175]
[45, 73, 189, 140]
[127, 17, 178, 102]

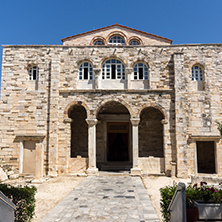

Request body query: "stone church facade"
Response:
[1, 24, 222, 181]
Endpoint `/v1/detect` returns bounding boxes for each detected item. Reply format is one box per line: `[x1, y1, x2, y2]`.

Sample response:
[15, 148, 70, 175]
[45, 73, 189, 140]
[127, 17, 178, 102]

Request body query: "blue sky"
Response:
[0, 0, 222, 87]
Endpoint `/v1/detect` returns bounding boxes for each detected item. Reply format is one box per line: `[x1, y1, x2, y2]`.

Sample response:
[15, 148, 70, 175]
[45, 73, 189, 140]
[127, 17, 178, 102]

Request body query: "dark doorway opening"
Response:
[96, 102, 132, 171]
[108, 133, 129, 161]
[139, 107, 164, 157]
[107, 122, 129, 162]
[197, 141, 216, 174]
[68, 105, 88, 158]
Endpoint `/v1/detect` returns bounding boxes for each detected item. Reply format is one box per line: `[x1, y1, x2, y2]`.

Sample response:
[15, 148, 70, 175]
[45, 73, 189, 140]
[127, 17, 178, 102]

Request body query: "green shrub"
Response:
[0, 183, 37, 222]
[160, 182, 177, 222]
[160, 182, 222, 222]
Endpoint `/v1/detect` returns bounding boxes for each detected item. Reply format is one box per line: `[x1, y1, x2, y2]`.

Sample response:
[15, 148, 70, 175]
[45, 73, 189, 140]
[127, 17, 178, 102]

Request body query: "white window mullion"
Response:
[102, 59, 125, 80]
[79, 62, 93, 80]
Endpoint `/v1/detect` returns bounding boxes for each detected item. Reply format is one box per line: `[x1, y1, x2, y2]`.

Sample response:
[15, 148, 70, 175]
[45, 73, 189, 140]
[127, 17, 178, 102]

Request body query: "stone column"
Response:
[130, 118, 141, 175]
[33, 142, 44, 183]
[171, 162, 176, 178]
[63, 117, 72, 174]
[126, 68, 133, 90]
[194, 141, 198, 175]
[48, 58, 60, 177]
[86, 119, 98, 174]
[19, 140, 23, 174]
[161, 119, 171, 176]
[94, 68, 101, 89]
[73, 69, 79, 88]
[174, 53, 187, 177]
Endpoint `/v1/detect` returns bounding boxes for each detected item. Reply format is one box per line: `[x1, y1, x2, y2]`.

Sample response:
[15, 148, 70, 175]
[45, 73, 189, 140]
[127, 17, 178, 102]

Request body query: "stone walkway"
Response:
[41, 176, 160, 222]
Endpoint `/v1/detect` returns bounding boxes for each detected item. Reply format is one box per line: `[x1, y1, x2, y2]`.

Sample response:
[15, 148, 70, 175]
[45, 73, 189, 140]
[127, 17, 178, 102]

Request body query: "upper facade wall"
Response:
[1, 44, 222, 96]
[62, 26, 172, 46]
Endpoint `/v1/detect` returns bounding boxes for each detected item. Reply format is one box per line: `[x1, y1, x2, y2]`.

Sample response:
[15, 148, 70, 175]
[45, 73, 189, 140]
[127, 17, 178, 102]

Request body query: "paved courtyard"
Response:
[41, 176, 159, 222]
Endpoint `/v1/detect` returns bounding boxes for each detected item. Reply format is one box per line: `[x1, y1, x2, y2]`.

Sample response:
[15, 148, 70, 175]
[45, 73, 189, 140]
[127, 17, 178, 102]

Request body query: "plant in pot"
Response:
[185, 185, 199, 222]
[193, 182, 222, 220]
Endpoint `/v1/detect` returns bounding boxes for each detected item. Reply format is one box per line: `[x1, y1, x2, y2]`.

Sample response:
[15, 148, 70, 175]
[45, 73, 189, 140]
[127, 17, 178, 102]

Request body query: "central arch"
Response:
[96, 101, 132, 171]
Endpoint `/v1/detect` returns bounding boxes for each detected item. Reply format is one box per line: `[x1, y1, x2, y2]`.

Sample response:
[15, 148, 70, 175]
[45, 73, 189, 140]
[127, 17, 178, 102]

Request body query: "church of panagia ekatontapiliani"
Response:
[1, 24, 222, 182]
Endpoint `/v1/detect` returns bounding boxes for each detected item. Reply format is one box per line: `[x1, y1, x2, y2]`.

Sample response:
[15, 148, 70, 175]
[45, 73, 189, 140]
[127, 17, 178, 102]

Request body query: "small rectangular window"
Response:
[111, 65, 116, 79]
[84, 68, 88, 79]
[139, 68, 143, 79]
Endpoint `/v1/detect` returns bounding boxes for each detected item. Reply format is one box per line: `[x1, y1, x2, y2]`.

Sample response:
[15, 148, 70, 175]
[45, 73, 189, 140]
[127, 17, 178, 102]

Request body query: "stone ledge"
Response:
[15, 134, 45, 140]
[189, 134, 220, 141]
[3, 43, 222, 48]
[59, 89, 174, 94]
[191, 175, 222, 185]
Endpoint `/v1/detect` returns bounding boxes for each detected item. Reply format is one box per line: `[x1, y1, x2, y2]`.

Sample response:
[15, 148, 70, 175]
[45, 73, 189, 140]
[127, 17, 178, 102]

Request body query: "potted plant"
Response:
[185, 185, 199, 222]
[193, 182, 222, 220]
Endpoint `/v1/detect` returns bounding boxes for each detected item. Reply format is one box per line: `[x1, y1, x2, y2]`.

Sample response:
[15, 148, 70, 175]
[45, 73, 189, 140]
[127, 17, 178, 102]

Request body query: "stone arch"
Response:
[99, 56, 128, 69]
[90, 36, 106, 46]
[106, 31, 128, 45]
[95, 98, 133, 117]
[128, 36, 143, 45]
[138, 103, 168, 122]
[74, 58, 94, 69]
[26, 62, 39, 71]
[139, 106, 165, 158]
[130, 57, 149, 69]
[68, 104, 88, 158]
[190, 61, 205, 71]
[64, 101, 90, 119]
[96, 99, 132, 168]
[190, 62, 205, 91]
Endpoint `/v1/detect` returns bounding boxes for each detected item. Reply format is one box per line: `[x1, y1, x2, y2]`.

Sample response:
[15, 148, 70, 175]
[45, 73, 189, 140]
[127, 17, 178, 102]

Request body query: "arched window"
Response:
[133, 63, 148, 80]
[102, 59, 125, 80]
[28, 66, 39, 80]
[108, 36, 125, 45]
[93, 39, 105, 45]
[79, 62, 93, 80]
[129, 39, 141, 45]
[192, 65, 203, 81]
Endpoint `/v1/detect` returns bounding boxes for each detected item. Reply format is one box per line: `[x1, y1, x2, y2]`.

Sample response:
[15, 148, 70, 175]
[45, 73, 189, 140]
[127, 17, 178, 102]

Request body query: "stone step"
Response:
[99, 165, 132, 171]
[98, 170, 130, 176]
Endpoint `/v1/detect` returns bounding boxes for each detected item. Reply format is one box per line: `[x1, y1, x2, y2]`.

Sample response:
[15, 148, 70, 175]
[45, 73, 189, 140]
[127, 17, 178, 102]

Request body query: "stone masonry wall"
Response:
[1, 44, 222, 177]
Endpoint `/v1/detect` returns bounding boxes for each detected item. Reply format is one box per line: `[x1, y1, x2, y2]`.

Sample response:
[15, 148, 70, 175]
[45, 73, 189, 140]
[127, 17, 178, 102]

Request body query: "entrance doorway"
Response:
[23, 141, 36, 174]
[96, 101, 132, 171]
[107, 122, 129, 161]
[197, 141, 216, 174]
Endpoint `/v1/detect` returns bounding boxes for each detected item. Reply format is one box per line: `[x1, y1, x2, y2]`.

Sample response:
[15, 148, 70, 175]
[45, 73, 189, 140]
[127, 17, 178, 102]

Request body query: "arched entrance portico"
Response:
[96, 101, 132, 171]
[138, 107, 165, 174]
[67, 104, 89, 174]
[68, 105, 88, 158]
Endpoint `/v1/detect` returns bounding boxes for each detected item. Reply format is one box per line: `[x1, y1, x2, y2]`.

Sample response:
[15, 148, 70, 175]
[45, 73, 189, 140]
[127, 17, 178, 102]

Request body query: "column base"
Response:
[32, 179, 44, 184]
[130, 167, 141, 176]
[171, 162, 176, 178]
[47, 171, 57, 178]
[86, 167, 98, 175]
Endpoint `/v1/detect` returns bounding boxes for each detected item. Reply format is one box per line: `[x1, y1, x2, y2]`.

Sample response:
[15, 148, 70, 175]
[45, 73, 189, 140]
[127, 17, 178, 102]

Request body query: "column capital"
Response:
[93, 68, 101, 76]
[126, 67, 133, 75]
[63, 118, 72, 123]
[161, 119, 168, 125]
[86, 118, 98, 126]
[130, 118, 140, 126]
